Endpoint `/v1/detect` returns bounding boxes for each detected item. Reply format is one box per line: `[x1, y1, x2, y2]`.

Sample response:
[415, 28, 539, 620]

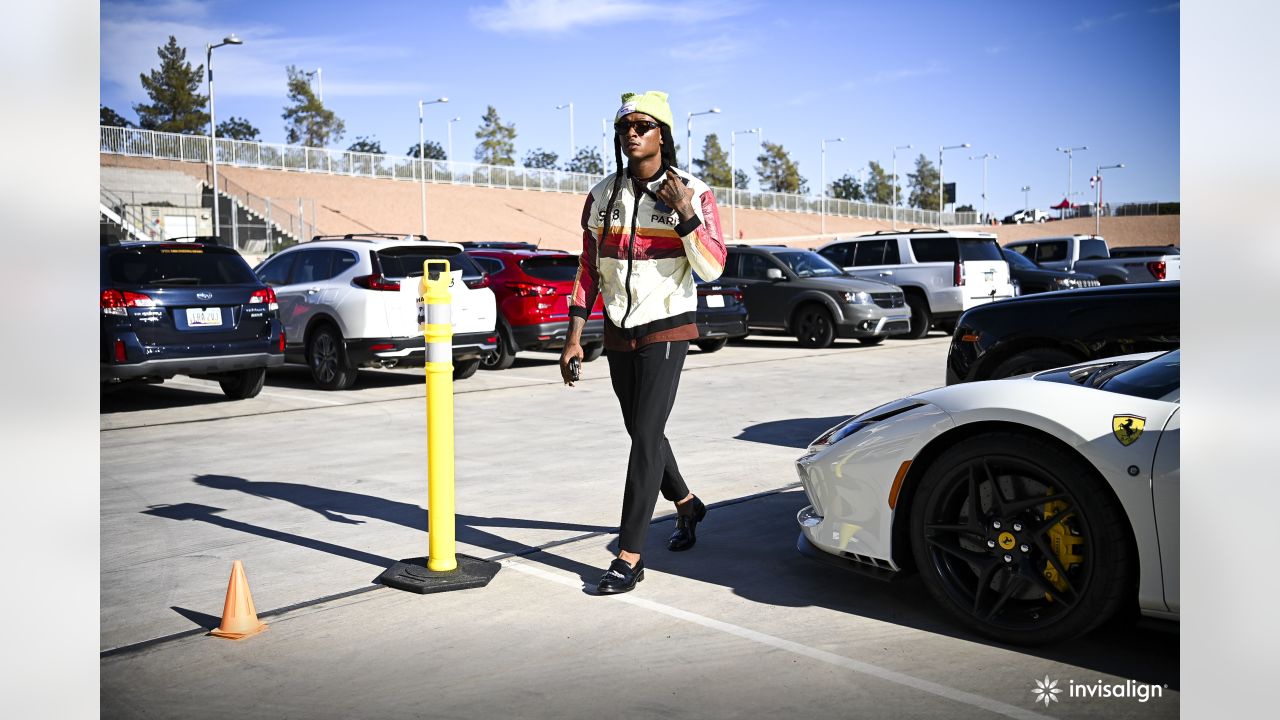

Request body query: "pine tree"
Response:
[405, 141, 447, 160]
[907, 154, 941, 210]
[346, 136, 383, 154]
[474, 106, 517, 166]
[862, 161, 896, 205]
[565, 147, 604, 175]
[734, 169, 750, 190]
[133, 36, 209, 134]
[692, 133, 732, 188]
[100, 105, 134, 128]
[756, 142, 807, 193]
[829, 173, 865, 201]
[282, 65, 345, 147]
[522, 148, 559, 169]
[216, 116, 259, 141]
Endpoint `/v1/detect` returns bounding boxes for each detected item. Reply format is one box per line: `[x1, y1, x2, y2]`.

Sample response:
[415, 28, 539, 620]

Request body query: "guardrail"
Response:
[100, 125, 978, 226]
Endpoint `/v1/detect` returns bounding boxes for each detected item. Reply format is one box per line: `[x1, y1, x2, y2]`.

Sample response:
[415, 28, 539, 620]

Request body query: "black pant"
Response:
[607, 340, 691, 553]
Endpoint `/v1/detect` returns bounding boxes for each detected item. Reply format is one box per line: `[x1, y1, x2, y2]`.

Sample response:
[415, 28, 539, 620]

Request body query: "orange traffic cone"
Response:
[209, 560, 267, 640]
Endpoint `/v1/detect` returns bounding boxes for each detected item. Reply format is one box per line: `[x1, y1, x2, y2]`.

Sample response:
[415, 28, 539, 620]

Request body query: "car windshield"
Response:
[1003, 249, 1038, 269]
[106, 246, 257, 286]
[1096, 350, 1180, 400]
[773, 251, 843, 277]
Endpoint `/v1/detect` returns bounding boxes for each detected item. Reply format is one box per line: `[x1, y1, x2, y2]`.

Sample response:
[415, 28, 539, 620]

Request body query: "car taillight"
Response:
[249, 287, 279, 311]
[353, 274, 401, 291]
[278, 329, 286, 352]
[101, 289, 155, 315]
[505, 282, 556, 297]
[465, 275, 491, 289]
[1147, 261, 1166, 280]
[953, 261, 965, 287]
[113, 339, 127, 362]
[730, 289, 743, 302]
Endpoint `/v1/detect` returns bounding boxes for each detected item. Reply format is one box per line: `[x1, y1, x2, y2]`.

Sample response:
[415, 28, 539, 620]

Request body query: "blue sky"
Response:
[100, 0, 1179, 216]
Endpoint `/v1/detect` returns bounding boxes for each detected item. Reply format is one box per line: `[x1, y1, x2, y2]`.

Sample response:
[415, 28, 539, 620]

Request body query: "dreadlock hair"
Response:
[598, 122, 679, 254]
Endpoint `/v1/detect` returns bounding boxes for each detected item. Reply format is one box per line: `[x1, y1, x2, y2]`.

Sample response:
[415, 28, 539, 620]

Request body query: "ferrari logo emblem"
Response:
[1113, 415, 1146, 446]
[998, 532, 1017, 550]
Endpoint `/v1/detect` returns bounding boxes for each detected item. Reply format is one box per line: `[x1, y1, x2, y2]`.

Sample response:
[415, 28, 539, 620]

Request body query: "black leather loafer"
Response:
[668, 495, 707, 552]
[596, 558, 644, 594]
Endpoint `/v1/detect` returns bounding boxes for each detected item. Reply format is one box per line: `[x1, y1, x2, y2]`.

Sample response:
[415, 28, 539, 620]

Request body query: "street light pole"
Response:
[1094, 163, 1124, 236]
[686, 107, 721, 171]
[1056, 145, 1087, 218]
[304, 67, 323, 102]
[206, 34, 242, 245]
[555, 102, 574, 163]
[938, 143, 970, 220]
[1020, 185, 1031, 212]
[446, 116, 460, 163]
[730, 128, 759, 242]
[418, 97, 449, 236]
[968, 153, 998, 223]
[892, 143, 912, 229]
[820, 137, 843, 236]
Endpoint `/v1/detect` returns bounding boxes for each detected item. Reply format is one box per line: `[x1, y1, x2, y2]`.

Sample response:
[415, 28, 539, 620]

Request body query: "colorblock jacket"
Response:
[569, 165, 726, 341]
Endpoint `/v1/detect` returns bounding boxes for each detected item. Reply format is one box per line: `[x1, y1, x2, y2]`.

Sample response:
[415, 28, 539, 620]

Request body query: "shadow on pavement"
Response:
[265, 366, 423, 391]
[169, 605, 221, 631]
[735, 417, 848, 449]
[637, 489, 1179, 690]
[101, 383, 234, 413]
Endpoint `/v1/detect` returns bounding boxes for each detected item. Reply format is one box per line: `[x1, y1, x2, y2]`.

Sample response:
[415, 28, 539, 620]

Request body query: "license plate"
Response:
[186, 307, 222, 326]
[706, 294, 725, 308]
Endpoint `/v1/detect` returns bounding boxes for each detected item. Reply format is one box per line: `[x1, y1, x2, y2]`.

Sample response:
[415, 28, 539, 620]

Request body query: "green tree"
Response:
[522, 148, 559, 169]
[956, 204, 976, 213]
[405, 140, 446, 160]
[133, 36, 209, 134]
[565, 147, 603, 175]
[692, 133, 732, 188]
[282, 65, 345, 147]
[862, 161, 896, 205]
[347, 136, 384, 154]
[756, 141, 807, 193]
[100, 105, 134, 128]
[216, 116, 259, 141]
[474, 106, 516, 166]
[734, 169, 750, 190]
[907, 154, 941, 210]
[829, 173, 865, 201]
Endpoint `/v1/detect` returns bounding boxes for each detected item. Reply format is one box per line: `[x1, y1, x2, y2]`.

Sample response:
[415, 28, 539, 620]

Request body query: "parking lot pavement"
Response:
[100, 334, 1178, 718]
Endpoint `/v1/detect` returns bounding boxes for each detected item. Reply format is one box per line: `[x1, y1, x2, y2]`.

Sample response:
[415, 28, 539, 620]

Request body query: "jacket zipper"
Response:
[620, 179, 643, 328]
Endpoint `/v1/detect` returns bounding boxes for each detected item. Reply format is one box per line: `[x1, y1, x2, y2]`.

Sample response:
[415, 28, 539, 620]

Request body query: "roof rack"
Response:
[459, 241, 540, 250]
[863, 228, 947, 235]
[308, 233, 432, 243]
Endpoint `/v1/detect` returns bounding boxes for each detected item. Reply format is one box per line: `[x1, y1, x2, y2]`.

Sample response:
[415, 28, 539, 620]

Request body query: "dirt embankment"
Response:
[102, 155, 1178, 251]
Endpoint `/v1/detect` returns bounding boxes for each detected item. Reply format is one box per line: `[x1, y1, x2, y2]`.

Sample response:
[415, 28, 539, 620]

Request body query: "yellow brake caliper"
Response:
[1041, 489, 1084, 600]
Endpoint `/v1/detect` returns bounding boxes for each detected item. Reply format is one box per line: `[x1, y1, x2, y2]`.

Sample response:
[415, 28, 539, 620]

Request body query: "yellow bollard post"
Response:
[377, 257, 500, 594]
[421, 259, 457, 572]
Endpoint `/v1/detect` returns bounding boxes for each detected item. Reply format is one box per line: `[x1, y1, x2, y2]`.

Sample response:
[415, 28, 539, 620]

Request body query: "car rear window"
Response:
[958, 238, 1003, 261]
[909, 237, 957, 263]
[107, 246, 257, 286]
[377, 245, 483, 278]
[520, 255, 579, 281]
[1079, 238, 1110, 260]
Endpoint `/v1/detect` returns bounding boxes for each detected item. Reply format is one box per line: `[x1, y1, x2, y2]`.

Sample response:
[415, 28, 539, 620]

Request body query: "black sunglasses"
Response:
[614, 120, 661, 135]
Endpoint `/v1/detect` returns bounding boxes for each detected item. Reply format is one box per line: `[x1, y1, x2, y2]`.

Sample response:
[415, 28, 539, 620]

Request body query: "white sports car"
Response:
[795, 350, 1179, 644]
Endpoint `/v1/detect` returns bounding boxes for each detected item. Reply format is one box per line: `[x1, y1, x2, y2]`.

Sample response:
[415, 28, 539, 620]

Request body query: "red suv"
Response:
[465, 244, 605, 370]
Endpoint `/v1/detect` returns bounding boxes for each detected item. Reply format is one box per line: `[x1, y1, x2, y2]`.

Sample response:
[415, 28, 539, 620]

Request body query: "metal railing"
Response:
[100, 125, 977, 226]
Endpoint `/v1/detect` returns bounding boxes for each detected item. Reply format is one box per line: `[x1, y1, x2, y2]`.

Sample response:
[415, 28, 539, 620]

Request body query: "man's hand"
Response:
[657, 168, 696, 221]
[559, 342, 585, 386]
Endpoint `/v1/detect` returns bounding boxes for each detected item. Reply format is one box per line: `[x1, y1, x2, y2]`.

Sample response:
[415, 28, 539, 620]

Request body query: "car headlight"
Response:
[840, 291, 871, 304]
[1051, 277, 1076, 289]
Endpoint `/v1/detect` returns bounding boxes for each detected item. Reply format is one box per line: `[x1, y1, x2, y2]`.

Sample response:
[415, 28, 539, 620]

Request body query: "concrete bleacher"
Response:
[100, 154, 1179, 255]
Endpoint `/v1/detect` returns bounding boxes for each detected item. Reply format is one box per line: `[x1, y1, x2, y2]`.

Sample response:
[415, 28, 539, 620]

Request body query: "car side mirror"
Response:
[765, 268, 784, 280]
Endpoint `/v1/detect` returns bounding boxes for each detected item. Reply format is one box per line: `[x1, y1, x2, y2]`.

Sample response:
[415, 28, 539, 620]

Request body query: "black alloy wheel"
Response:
[909, 432, 1132, 645]
[481, 327, 516, 371]
[989, 348, 1078, 380]
[696, 338, 728, 353]
[453, 356, 482, 380]
[794, 305, 836, 349]
[308, 325, 357, 390]
[903, 295, 931, 339]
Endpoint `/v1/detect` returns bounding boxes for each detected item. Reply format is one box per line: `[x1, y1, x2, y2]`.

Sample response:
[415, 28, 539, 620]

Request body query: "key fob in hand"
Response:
[569, 357, 581, 381]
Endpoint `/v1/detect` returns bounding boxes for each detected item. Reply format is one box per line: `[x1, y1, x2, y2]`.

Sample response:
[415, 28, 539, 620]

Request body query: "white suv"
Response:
[817, 229, 1014, 339]
[254, 234, 497, 389]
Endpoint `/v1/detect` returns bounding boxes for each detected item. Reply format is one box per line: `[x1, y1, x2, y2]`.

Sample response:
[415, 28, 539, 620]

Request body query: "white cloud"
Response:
[1149, 2, 1180, 13]
[842, 62, 947, 89]
[1076, 11, 1133, 31]
[984, 45, 1007, 55]
[669, 35, 743, 61]
[471, 0, 745, 34]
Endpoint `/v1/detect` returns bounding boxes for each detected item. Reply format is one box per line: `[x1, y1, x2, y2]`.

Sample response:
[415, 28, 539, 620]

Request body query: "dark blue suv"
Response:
[100, 240, 285, 399]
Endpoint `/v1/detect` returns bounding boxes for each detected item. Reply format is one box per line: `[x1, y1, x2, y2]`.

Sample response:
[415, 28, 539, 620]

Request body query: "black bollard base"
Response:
[378, 555, 501, 594]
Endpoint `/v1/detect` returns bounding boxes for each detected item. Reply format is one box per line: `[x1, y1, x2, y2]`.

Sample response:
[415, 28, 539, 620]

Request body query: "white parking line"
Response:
[504, 560, 1052, 720]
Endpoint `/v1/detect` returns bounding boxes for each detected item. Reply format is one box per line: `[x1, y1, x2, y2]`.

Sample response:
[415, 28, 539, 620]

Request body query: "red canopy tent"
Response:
[1050, 198, 1075, 210]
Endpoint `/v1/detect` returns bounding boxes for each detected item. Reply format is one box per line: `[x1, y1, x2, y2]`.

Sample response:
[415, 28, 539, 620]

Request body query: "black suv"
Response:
[721, 245, 911, 348]
[101, 240, 284, 398]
